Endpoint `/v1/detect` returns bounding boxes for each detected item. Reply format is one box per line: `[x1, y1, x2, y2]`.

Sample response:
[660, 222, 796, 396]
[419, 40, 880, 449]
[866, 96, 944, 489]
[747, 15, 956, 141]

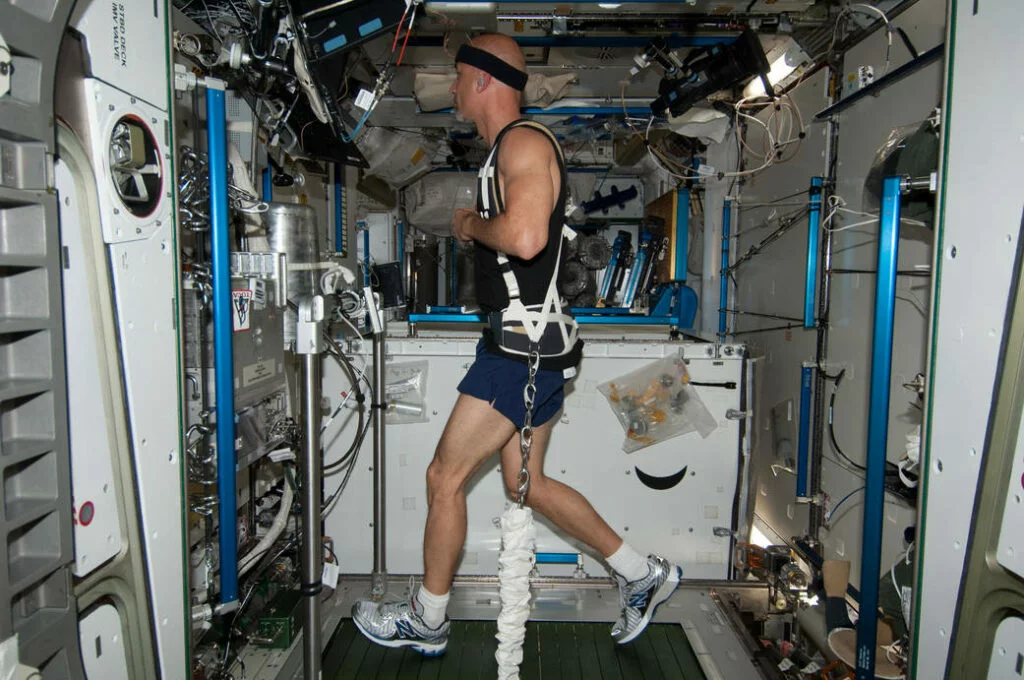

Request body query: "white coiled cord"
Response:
[495, 505, 536, 680]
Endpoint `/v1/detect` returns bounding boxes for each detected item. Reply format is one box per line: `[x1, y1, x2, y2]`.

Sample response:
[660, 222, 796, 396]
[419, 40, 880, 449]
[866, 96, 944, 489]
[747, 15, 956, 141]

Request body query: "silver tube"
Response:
[301, 353, 322, 679]
[371, 330, 388, 597]
[266, 203, 321, 347]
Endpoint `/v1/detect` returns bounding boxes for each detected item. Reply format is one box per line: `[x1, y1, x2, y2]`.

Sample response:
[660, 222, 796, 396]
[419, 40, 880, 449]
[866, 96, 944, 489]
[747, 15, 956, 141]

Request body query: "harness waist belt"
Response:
[489, 310, 576, 357]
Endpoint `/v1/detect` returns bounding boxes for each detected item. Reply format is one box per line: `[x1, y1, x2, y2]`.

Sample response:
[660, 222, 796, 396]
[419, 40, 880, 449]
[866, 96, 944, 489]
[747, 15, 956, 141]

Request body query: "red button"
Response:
[79, 501, 95, 526]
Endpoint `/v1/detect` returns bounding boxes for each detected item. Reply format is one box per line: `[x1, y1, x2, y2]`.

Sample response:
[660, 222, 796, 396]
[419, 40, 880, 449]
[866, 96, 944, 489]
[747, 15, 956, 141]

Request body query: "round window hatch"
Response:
[108, 115, 163, 218]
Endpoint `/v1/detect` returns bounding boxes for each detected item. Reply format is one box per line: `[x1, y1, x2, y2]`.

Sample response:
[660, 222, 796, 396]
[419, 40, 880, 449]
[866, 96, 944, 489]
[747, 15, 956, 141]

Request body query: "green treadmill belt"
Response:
[323, 620, 708, 679]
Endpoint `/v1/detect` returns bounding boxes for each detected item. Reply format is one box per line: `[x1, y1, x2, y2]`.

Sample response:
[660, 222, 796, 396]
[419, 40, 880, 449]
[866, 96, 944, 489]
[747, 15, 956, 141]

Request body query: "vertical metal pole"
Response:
[301, 352, 323, 679]
[674, 188, 690, 282]
[334, 165, 344, 254]
[719, 199, 732, 337]
[371, 326, 388, 597]
[797, 364, 813, 500]
[810, 121, 840, 535]
[855, 176, 902, 680]
[362, 224, 371, 287]
[397, 219, 405, 270]
[450, 239, 458, 306]
[207, 80, 238, 607]
[262, 158, 272, 202]
[804, 177, 823, 328]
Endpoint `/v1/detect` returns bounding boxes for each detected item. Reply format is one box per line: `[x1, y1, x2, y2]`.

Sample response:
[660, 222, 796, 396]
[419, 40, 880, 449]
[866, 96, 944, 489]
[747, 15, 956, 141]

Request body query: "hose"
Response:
[238, 475, 294, 577]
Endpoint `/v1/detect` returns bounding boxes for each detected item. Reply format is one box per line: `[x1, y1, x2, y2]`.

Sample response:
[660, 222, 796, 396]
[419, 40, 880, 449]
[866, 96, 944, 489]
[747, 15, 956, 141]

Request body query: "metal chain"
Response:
[516, 350, 541, 508]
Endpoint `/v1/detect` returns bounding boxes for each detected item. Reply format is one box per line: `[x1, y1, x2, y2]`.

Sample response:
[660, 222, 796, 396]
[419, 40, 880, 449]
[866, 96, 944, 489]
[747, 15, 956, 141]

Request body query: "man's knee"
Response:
[426, 453, 466, 500]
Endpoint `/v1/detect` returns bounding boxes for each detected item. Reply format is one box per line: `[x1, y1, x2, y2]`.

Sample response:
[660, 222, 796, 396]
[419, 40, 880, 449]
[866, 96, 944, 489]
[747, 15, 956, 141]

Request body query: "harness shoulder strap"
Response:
[482, 120, 568, 303]
[489, 120, 566, 215]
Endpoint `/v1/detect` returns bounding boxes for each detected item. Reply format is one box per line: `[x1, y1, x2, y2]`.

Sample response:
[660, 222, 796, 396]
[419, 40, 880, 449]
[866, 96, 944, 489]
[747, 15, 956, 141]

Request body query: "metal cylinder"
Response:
[266, 203, 322, 347]
[371, 330, 387, 597]
[300, 353, 322, 679]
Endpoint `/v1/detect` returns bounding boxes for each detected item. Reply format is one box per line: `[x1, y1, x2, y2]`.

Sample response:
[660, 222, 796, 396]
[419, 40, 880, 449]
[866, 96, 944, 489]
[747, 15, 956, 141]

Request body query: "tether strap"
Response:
[456, 44, 528, 92]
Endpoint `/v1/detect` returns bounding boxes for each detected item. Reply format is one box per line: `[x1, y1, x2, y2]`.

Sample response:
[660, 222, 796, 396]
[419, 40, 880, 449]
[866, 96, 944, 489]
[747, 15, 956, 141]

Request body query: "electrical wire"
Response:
[321, 433, 363, 517]
[828, 370, 865, 471]
[829, 3, 893, 75]
[822, 195, 928, 234]
[335, 308, 368, 340]
[322, 336, 373, 472]
[396, 3, 418, 66]
[828, 369, 902, 476]
[220, 536, 297, 674]
[825, 487, 865, 523]
[639, 93, 805, 183]
[321, 351, 369, 473]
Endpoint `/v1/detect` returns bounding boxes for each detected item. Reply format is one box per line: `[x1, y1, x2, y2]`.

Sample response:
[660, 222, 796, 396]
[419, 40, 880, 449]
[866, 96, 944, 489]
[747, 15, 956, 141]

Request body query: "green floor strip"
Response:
[323, 620, 708, 679]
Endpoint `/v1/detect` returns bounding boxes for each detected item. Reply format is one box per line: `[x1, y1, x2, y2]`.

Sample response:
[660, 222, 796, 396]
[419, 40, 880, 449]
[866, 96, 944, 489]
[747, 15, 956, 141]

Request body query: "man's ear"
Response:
[476, 73, 489, 91]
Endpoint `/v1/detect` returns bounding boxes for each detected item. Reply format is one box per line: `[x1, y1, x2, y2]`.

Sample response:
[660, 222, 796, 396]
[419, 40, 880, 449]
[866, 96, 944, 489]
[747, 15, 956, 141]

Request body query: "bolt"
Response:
[113, 208, 120, 215]
[136, 227, 142, 234]
[109, 104, 115, 111]
[130, 97, 137, 104]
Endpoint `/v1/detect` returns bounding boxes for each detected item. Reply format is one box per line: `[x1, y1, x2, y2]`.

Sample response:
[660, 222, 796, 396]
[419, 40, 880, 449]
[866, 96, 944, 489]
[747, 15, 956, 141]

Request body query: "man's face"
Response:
[449, 62, 475, 123]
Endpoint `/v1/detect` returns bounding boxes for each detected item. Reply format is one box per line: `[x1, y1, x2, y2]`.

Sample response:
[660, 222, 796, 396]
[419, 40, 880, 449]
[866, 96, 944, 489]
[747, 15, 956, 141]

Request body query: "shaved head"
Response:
[469, 33, 526, 73]
[450, 33, 527, 142]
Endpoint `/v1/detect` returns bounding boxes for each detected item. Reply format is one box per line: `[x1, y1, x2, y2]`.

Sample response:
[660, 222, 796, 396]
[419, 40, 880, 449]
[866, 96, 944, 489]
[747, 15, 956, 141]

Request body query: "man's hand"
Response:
[450, 128, 556, 258]
[453, 208, 479, 243]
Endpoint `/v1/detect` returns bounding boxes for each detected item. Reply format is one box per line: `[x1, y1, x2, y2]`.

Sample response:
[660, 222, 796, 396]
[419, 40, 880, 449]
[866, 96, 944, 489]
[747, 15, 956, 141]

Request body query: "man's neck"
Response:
[478, 105, 522, 147]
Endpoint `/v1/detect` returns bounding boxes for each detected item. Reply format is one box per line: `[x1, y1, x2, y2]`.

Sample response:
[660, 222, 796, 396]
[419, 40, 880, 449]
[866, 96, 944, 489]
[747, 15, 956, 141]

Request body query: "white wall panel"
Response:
[915, 1, 1024, 677]
[323, 339, 744, 581]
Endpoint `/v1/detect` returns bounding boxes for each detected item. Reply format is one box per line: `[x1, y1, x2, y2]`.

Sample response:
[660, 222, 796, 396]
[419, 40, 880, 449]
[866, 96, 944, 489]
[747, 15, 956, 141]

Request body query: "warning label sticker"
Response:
[232, 290, 253, 331]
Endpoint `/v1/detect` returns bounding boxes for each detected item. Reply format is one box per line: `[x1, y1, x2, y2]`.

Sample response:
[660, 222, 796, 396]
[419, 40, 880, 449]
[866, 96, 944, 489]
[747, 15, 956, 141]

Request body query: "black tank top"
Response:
[474, 120, 583, 370]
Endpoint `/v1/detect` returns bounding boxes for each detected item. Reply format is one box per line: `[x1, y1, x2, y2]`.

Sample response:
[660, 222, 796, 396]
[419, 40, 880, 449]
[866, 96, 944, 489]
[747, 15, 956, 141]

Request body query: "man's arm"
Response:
[453, 128, 555, 260]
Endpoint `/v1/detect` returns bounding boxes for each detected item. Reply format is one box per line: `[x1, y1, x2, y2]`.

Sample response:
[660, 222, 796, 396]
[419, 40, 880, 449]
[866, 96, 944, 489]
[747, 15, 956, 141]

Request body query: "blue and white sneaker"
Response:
[351, 599, 450, 656]
[611, 555, 682, 644]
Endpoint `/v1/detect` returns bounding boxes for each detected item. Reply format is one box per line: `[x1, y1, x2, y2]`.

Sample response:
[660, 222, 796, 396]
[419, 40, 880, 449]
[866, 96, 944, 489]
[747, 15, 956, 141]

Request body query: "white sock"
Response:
[415, 585, 450, 629]
[606, 542, 650, 582]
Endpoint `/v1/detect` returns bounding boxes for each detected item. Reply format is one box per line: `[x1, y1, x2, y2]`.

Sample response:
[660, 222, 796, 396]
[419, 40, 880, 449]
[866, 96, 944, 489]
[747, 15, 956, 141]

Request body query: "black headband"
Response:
[455, 44, 528, 92]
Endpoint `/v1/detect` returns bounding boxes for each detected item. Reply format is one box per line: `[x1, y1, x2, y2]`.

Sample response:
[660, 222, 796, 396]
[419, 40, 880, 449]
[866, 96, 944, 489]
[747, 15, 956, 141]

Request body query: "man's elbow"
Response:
[515, 231, 547, 260]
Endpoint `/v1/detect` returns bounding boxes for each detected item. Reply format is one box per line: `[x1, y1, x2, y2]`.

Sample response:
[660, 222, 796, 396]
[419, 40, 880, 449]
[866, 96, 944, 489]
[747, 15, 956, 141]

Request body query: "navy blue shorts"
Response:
[457, 340, 571, 429]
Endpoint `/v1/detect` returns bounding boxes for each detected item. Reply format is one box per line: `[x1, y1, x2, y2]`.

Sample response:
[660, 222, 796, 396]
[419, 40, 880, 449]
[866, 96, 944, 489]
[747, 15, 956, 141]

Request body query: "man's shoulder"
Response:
[497, 126, 557, 168]
[501, 125, 556, 151]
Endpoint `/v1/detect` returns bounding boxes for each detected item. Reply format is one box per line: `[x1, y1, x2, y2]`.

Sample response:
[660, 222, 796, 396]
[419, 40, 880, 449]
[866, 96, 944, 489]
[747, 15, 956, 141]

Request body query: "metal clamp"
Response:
[230, 251, 288, 308]
[295, 296, 325, 355]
